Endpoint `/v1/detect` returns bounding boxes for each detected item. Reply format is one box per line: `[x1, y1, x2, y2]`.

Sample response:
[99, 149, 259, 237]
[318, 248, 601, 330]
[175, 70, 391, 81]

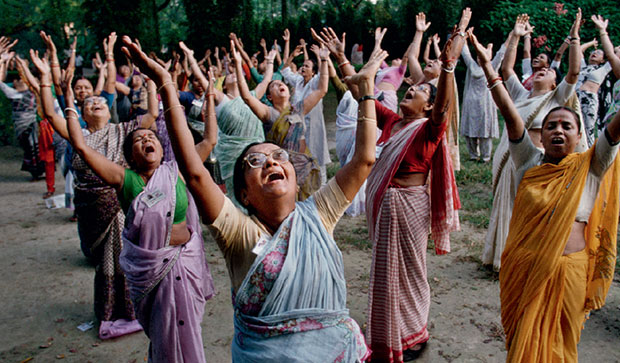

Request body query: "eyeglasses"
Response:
[83, 96, 108, 106]
[243, 149, 289, 169]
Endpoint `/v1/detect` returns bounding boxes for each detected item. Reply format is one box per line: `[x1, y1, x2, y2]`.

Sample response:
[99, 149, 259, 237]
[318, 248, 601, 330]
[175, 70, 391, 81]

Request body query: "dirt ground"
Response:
[1, 137, 620, 362]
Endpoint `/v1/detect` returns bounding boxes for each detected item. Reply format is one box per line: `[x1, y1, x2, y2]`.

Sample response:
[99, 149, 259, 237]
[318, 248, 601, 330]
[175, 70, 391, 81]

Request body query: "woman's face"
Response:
[82, 95, 111, 123]
[300, 60, 315, 80]
[588, 49, 604, 65]
[130, 129, 163, 170]
[74, 79, 94, 103]
[240, 143, 296, 210]
[541, 109, 581, 160]
[399, 84, 432, 116]
[532, 67, 556, 91]
[531, 53, 549, 69]
[119, 65, 131, 79]
[267, 80, 290, 102]
[423, 60, 441, 80]
[391, 58, 402, 67]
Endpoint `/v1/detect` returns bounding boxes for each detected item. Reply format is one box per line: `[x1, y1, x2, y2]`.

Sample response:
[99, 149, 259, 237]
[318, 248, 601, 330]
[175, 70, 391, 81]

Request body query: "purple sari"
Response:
[120, 161, 215, 362]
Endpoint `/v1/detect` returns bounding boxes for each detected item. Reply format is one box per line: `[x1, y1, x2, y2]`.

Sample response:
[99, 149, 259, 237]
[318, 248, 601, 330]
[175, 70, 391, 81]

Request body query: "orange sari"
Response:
[500, 145, 619, 362]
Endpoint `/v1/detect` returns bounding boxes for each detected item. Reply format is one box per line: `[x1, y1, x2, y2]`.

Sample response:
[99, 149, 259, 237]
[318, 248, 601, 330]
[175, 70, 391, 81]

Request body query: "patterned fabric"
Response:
[500, 146, 620, 362]
[366, 118, 459, 362]
[578, 89, 599, 147]
[601, 79, 620, 131]
[231, 199, 369, 362]
[73, 120, 140, 325]
[17, 122, 44, 178]
[366, 186, 431, 362]
[120, 161, 214, 363]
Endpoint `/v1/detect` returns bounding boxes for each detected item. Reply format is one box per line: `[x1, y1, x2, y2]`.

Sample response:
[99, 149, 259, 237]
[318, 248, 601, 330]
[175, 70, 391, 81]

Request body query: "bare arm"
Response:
[231, 40, 270, 121]
[40, 32, 63, 96]
[14, 56, 40, 95]
[300, 38, 308, 62]
[282, 29, 291, 65]
[140, 79, 159, 128]
[302, 45, 329, 115]
[195, 69, 218, 161]
[423, 37, 432, 64]
[431, 8, 471, 125]
[94, 58, 106, 95]
[180, 41, 209, 92]
[554, 37, 570, 64]
[565, 9, 583, 85]
[122, 36, 225, 223]
[469, 29, 524, 141]
[103, 33, 117, 95]
[407, 13, 429, 85]
[337, 48, 387, 200]
[29, 50, 69, 139]
[502, 14, 529, 81]
[592, 15, 620, 78]
[254, 49, 276, 99]
[432, 33, 441, 59]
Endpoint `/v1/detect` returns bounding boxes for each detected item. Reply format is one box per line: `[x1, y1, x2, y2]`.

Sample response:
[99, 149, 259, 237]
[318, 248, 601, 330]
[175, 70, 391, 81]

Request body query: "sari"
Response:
[231, 198, 369, 362]
[120, 161, 215, 363]
[365, 118, 460, 362]
[500, 146, 620, 362]
[266, 106, 320, 200]
[72, 119, 141, 338]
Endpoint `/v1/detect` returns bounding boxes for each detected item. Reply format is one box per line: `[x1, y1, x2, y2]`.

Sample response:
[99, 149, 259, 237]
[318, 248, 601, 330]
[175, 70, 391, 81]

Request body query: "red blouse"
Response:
[375, 100, 448, 174]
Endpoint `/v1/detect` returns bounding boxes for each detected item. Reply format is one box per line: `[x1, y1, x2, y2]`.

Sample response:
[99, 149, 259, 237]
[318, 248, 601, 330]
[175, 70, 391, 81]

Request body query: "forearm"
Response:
[407, 31, 424, 83]
[522, 35, 531, 59]
[566, 38, 581, 83]
[481, 61, 524, 139]
[423, 40, 432, 64]
[599, 32, 620, 78]
[104, 55, 116, 94]
[94, 68, 105, 95]
[502, 33, 519, 79]
[554, 39, 569, 62]
[196, 93, 217, 160]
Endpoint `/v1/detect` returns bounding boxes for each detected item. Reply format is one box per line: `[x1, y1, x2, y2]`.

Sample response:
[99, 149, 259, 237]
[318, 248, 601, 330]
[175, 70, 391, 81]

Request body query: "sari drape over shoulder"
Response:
[500, 146, 620, 363]
[232, 199, 369, 362]
[120, 161, 215, 363]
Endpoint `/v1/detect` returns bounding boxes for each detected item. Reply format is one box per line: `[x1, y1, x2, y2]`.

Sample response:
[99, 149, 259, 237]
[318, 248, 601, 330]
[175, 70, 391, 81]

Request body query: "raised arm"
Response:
[502, 14, 529, 80]
[282, 29, 291, 65]
[195, 69, 218, 161]
[39, 32, 63, 96]
[553, 36, 570, 66]
[29, 50, 69, 139]
[469, 29, 524, 140]
[122, 36, 225, 223]
[254, 49, 276, 99]
[231, 40, 270, 121]
[66, 104, 125, 189]
[565, 9, 583, 84]
[313, 27, 355, 79]
[407, 13, 430, 85]
[103, 32, 117, 95]
[431, 7, 471, 125]
[14, 56, 40, 95]
[423, 36, 433, 64]
[180, 41, 209, 92]
[592, 14, 620, 78]
[66, 36, 77, 76]
[432, 33, 441, 59]
[301, 45, 329, 115]
[336, 48, 387, 200]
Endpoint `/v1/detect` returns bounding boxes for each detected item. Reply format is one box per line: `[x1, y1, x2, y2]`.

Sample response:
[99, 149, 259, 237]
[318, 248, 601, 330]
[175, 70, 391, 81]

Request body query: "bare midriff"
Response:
[391, 172, 427, 187]
[580, 80, 601, 94]
[170, 221, 191, 246]
[377, 82, 397, 91]
[564, 221, 586, 255]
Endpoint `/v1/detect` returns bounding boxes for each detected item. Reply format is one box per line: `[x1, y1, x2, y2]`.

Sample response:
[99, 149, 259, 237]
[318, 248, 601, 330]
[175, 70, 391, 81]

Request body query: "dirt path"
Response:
[1, 140, 619, 362]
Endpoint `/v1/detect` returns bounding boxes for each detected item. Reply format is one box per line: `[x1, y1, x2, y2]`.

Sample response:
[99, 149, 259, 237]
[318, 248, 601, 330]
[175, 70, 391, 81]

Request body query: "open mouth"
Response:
[551, 137, 564, 145]
[266, 172, 284, 182]
[404, 93, 413, 100]
[144, 145, 155, 153]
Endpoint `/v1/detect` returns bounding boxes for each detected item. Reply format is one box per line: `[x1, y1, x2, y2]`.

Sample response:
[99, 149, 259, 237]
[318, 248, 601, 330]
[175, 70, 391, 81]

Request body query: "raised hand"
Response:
[345, 48, 389, 86]
[230, 40, 242, 65]
[265, 49, 277, 63]
[179, 41, 194, 57]
[570, 8, 582, 38]
[283, 29, 290, 42]
[121, 36, 169, 84]
[310, 44, 321, 59]
[458, 7, 472, 31]
[591, 14, 608, 31]
[103, 32, 117, 57]
[416, 13, 431, 32]
[524, 21, 535, 36]
[467, 28, 492, 64]
[432, 33, 441, 45]
[291, 44, 303, 58]
[513, 14, 530, 37]
[313, 27, 346, 55]
[374, 27, 388, 49]
[29, 49, 50, 77]
[0, 36, 18, 55]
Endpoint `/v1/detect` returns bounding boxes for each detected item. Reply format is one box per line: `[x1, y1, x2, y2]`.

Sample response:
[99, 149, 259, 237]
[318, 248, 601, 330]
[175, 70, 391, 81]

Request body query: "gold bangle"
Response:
[158, 81, 176, 93]
[338, 60, 350, 67]
[600, 32, 608, 37]
[357, 116, 377, 123]
[40, 84, 52, 88]
[164, 104, 184, 114]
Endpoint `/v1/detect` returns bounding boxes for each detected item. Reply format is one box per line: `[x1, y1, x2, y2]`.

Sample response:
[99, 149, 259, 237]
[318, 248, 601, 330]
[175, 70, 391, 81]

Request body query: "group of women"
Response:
[1, 5, 619, 363]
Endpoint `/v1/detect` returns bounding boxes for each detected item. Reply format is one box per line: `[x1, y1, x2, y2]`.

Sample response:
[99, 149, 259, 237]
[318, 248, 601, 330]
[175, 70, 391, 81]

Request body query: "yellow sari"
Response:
[500, 145, 620, 362]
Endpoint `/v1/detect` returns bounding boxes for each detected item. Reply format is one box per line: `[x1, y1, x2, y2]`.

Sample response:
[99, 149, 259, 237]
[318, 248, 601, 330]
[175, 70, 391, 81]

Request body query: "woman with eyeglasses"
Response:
[32, 32, 158, 339]
[121, 34, 384, 362]
[483, 13, 588, 272]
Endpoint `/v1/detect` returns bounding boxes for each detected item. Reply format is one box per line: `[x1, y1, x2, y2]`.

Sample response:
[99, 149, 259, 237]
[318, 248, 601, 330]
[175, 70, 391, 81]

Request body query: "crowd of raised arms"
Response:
[2, 6, 620, 363]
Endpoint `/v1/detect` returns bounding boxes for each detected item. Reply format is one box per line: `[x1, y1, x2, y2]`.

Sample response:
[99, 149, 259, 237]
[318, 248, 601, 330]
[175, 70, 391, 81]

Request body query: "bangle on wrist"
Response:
[358, 116, 377, 123]
[158, 81, 176, 93]
[488, 80, 503, 90]
[456, 31, 466, 38]
[600, 32, 608, 37]
[524, 35, 531, 39]
[338, 60, 350, 68]
[442, 67, 455, 73]
[164, 104, 184, 114]
[569, 36, 580, 41]
[487, 76, 502, 88]
[358, 95, 375, 103]
[64, 107, 79, 116]
[40, 84, 52, 88]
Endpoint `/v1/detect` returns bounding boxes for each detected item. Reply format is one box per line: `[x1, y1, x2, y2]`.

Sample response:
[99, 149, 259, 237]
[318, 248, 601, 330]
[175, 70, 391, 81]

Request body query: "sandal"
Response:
[402, 342, 427, 362]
